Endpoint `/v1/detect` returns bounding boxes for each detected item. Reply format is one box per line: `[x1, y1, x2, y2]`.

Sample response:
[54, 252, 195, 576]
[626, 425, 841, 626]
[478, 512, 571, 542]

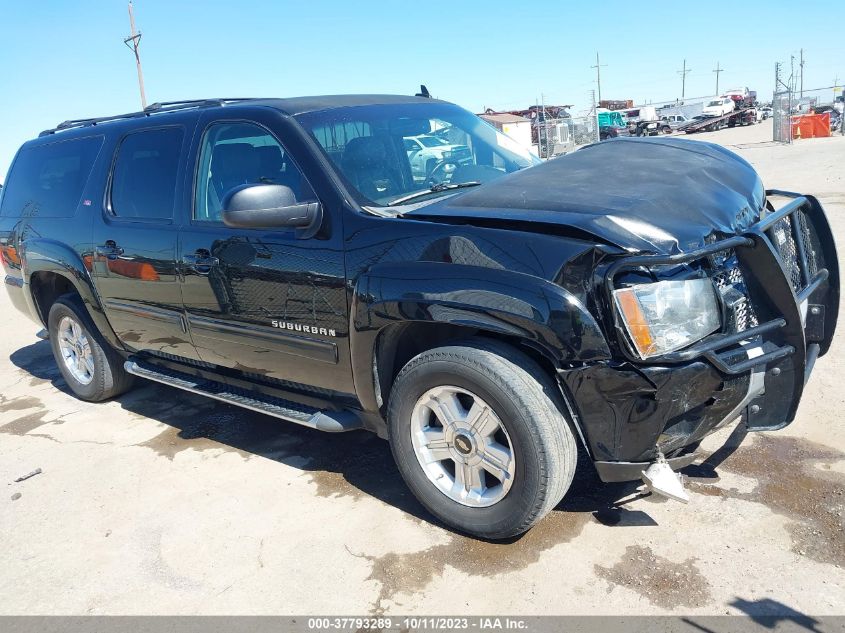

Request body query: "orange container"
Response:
[791, 113, 831, 139]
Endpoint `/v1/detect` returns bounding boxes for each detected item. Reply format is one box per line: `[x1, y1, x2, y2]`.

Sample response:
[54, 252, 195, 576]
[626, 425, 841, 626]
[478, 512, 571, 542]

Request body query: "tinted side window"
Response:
[110, 128, 183, 220]
[0, 136, 103, 218]
[194, 122, 315, 222]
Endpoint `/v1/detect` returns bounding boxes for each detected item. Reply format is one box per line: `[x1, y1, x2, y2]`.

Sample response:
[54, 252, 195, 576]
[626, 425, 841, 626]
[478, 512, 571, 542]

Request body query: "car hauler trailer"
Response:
[683, 107, 758, 134]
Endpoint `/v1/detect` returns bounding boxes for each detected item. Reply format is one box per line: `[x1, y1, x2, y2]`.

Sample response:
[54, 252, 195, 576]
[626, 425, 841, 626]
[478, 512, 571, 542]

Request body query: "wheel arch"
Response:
[349, 261, 611, 423]
[22, 238, 122, 349]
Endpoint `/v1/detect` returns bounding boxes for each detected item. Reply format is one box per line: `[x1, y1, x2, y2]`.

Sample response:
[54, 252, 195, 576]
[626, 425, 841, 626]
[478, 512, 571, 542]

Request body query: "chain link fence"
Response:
[773, 84, 844, 142]
[536, 115, 599, 157]
[535, 94, 599, 158]
[795, 86, 844, 137]
[773, 89, 792, 143]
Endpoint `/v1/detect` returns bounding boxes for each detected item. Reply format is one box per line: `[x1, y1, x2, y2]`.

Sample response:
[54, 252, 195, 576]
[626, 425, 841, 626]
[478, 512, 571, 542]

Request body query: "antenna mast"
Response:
[124, 1, 147, 109]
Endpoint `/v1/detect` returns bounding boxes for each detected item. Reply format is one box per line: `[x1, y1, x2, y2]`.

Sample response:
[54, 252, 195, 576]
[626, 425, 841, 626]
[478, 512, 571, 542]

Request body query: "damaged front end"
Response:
[559, 191, 839, 484]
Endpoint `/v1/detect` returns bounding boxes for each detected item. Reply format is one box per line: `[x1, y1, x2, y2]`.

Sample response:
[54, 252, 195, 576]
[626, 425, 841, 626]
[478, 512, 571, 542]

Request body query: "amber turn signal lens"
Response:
[614, 287, 655, 357]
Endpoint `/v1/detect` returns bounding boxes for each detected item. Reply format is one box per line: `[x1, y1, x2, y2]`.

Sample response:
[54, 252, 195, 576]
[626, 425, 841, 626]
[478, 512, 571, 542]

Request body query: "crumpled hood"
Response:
[407, 137, 766, 254]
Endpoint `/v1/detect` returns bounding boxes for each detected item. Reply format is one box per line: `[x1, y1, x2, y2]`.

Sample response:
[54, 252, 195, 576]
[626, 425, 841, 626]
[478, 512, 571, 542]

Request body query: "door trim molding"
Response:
[104, 300, 184, 326]
[187, 314, 339, 364]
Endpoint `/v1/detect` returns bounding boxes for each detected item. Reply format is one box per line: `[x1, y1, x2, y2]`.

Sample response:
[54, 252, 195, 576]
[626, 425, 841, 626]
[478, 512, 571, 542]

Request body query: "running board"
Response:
[124, 358, 362, 433]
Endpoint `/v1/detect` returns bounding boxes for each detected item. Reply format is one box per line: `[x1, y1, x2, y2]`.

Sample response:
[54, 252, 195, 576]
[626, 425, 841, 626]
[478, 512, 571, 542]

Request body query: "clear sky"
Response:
[1, 0, 842, 179]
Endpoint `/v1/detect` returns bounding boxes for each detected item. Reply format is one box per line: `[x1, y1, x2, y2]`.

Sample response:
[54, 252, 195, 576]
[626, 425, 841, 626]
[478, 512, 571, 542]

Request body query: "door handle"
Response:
[96, 240, 124, 259]
[182, 251, 219, 274]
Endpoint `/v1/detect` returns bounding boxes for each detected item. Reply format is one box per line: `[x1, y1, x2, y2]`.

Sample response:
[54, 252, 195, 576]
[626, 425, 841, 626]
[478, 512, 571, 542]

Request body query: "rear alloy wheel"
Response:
[56, 316, 95, 386]
[48, 294, 134, 401]
[388, 340, 577, 539]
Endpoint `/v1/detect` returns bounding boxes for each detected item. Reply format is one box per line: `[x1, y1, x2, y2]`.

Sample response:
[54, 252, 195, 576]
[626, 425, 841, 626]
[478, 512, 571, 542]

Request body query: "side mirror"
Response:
[221, 184, 322, 237]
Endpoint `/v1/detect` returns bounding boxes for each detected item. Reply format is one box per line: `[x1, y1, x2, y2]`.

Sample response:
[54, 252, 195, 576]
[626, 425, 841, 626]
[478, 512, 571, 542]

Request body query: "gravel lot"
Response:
[1, 122, 844, 616]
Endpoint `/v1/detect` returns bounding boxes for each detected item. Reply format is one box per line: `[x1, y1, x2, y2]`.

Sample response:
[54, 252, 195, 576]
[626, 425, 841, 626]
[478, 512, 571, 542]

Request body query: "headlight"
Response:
[613, 278, 720, 359]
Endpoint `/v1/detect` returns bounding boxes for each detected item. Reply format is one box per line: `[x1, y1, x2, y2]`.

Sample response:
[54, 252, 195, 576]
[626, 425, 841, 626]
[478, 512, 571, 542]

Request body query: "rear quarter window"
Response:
[0, 136, 104, 218]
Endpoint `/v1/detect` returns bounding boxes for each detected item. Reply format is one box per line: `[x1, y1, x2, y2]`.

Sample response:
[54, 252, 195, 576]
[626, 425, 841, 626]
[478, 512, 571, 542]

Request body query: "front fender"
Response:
[22, 238, 122, 349]
[350, 261, 610, 411]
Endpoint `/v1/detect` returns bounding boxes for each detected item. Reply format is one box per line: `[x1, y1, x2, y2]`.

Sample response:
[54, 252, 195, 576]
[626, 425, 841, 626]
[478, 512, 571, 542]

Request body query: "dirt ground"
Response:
[1, 122, 843, 617]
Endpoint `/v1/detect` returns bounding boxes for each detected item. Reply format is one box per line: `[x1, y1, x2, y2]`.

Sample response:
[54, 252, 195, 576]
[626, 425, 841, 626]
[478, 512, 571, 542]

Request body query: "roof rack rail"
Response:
[38, 98, 255, 137]
[143, 98, 252, 112]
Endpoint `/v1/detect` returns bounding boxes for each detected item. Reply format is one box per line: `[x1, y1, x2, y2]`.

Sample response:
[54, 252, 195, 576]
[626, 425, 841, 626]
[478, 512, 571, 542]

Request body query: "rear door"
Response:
[178, 113, 352, 395]
[91, 123, 201, 360]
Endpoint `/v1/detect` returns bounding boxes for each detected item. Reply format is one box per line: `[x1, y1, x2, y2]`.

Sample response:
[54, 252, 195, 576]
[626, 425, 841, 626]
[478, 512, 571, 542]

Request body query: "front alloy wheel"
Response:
[388, 340, 577, 539]
[410, 385, 516, 507]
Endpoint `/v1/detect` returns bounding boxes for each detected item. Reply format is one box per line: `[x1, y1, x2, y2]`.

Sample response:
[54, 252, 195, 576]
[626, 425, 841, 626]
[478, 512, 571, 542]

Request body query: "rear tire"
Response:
[387, 339, 577, 539]
[47, 294, 134, 402]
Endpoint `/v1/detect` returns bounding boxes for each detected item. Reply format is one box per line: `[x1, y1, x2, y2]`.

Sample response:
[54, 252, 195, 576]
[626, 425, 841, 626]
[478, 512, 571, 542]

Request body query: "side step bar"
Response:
[124, 358, 362, 433]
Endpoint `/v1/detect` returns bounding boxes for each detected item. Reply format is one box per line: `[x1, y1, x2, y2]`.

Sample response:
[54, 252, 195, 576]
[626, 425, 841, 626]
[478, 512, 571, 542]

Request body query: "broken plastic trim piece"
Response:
[641, 453, 690, 503]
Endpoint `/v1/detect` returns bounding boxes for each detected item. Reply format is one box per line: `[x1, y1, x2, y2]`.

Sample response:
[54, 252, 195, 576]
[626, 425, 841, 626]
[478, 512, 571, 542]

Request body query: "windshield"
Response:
[295, 102, 540, 207]
[707, 100, 721, 107]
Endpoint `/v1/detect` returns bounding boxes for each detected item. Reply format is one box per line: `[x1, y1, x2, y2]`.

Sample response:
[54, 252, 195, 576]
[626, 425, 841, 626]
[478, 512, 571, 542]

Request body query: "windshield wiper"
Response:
[387, 181, 481, 206]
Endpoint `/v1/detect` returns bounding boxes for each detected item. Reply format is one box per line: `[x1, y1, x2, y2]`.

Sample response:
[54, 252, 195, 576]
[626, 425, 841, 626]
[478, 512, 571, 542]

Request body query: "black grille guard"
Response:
[604, 190, 840, 381]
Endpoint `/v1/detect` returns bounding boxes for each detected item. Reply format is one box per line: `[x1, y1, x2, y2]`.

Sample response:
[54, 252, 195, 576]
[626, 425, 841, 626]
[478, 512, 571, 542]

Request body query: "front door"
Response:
[178, 117, 351, 395]
[91, 124, 200, 361]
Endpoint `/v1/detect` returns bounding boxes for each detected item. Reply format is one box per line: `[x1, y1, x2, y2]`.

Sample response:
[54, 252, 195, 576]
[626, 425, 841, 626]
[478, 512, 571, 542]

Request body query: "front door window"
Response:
[194, 122, 315, 222]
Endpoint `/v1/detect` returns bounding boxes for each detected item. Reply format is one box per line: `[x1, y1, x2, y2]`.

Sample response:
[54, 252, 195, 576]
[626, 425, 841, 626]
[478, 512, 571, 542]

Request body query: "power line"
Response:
[677, 59, 692, 101]
[713, 61, 724, 95]
[123, 1, 147, 109]
[591, 52, 607, 103]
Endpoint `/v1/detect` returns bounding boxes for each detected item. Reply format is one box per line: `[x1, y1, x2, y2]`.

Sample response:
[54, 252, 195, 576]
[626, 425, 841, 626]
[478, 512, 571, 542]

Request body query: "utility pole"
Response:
[799, 48, 804, 99]
[713, 61, 724, 96]
[678, 59, 692, 101]
[124, 1, 147, 109]
[541, 92, 547, 159]
[790, 54, 795, 91]
[775, 61, 789, 92]
[591, 52, 607, 103]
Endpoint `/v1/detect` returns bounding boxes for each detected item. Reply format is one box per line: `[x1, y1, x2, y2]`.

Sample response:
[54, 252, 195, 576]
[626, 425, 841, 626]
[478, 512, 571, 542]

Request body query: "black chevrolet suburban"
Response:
[0, 95, 838, 539]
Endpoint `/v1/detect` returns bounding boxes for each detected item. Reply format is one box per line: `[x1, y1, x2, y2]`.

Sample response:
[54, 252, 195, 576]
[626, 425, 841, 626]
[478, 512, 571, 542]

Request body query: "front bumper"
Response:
[594, 450, 699, 483]
[560, 191, 839, 481]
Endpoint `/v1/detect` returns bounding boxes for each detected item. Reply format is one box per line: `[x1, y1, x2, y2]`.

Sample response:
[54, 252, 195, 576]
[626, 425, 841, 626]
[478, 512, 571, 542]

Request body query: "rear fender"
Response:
[21, 238, 122, 349]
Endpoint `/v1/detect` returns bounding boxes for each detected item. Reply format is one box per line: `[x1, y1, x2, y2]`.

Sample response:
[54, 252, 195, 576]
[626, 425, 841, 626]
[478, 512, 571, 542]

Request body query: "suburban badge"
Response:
[271, 320, 336, 337]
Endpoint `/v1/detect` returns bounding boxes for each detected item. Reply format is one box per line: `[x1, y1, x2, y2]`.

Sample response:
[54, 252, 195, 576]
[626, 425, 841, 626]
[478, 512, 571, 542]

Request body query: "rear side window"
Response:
[0, 136, 103, 218]
[110, 127, 183, 220]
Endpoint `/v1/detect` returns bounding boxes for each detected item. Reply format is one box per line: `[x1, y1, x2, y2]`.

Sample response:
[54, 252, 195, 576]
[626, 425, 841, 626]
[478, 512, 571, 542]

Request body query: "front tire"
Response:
[387, 340, 577, 539]
[48, 294, 134, 401]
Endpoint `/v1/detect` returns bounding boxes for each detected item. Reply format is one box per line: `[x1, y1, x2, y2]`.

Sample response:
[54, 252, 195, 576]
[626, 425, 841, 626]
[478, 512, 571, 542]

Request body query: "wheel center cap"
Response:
[454, 433, 473, 456]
